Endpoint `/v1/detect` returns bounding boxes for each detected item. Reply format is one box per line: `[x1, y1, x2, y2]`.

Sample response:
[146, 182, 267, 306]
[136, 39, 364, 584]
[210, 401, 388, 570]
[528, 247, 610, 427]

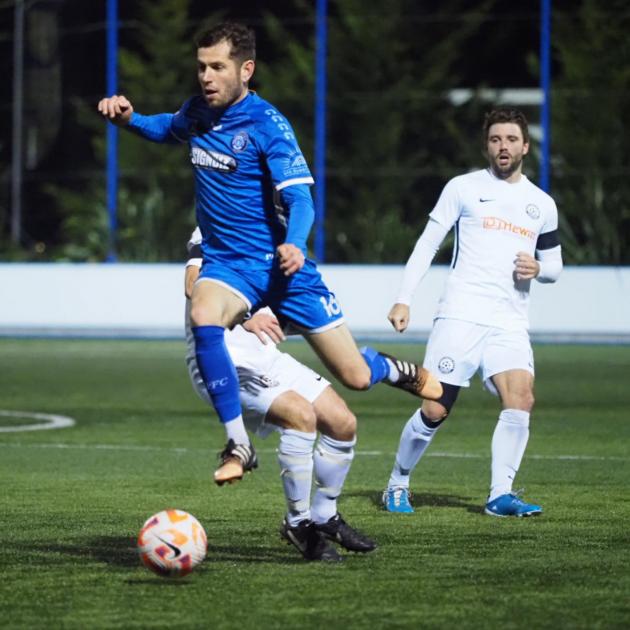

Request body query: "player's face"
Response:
[486, 122, 529, 182]
[197, 40, 254, 110]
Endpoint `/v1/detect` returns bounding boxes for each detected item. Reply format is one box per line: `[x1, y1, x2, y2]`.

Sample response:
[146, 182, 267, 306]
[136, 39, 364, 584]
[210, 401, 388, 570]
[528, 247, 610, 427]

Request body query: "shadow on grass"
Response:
[17, 536, 140, 568]
[19, 535, 306, 570]
[344, 489, 484, 514]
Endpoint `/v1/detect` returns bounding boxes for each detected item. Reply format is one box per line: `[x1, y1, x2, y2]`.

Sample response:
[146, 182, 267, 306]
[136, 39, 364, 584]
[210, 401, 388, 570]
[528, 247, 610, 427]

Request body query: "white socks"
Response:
[311, 434, 355, 524]
[277, 431, 356, 527]
[384, 357, 400, 383]
[388, 409, 440, 489]
[224, 415, 250, 445]
[385, 407, 531, 501]
[277, 429, 317, 527]
[489, 409, 530, 501]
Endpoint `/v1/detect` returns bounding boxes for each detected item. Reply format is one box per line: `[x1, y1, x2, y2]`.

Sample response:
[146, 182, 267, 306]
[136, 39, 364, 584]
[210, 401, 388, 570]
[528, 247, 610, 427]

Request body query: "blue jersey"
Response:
[129, 92, 314, 268]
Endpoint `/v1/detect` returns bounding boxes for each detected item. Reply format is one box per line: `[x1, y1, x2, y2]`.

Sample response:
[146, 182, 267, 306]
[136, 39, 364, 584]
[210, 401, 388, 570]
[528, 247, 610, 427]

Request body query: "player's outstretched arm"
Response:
[97, 94, 134, 126]
[98, 94, 180, 143]
[388, 303, 410, 333]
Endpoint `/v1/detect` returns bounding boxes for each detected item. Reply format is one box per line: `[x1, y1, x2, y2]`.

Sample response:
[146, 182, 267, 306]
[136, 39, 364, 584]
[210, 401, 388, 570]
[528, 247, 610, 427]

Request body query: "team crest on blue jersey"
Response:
[231, 131, 249, 152]
[525, 204, 540, 219]
[190, 147, 237, 173]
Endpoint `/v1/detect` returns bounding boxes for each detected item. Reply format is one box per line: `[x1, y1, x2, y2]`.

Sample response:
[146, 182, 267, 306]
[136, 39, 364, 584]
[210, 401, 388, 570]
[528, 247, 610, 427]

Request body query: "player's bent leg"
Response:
[265, 391, 318, 434]
[267, 393, 317, 527]
[304, 324, 372, 390]
[383, 401, 448, 514]
[491, 369, 535, 412]
[263, 391, 341, 560]
[190, 281, 253, 485]
[311, 433, 376, 553]
[306, 387, 376, 552]
[277, 428, 317, 526]
[357, 345, 443, 400]
[312, 386, 356, 441]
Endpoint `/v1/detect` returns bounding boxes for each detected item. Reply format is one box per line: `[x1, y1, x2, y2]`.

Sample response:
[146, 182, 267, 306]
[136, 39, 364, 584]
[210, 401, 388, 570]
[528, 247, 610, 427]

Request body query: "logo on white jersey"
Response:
[525, 204, 540, 219]
[190, 147, 237, 172]
[483, 216, 536, 241]
[231, 131, 249, 152]
[438, 357, 455, 374]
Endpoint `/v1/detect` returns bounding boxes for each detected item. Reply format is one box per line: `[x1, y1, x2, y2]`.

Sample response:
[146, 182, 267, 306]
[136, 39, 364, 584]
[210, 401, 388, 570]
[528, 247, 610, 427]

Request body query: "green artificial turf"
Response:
[0, 339, 629, 629]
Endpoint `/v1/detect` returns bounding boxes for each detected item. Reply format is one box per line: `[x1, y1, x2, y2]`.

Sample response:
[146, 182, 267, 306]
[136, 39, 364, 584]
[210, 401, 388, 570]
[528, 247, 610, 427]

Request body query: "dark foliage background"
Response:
[0, 0, 628, 263]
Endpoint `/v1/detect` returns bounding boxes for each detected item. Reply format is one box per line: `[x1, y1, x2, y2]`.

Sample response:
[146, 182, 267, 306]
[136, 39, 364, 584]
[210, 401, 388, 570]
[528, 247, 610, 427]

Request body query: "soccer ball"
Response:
[137, 509, 207, 578]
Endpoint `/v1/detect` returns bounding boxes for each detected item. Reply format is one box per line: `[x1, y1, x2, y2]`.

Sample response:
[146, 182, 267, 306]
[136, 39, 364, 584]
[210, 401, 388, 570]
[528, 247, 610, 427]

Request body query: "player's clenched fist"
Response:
[388, 303, 410, 333]
[514, 251, 540, 281]
[276, 243, 305, 277]
[97, 94, 134, 126]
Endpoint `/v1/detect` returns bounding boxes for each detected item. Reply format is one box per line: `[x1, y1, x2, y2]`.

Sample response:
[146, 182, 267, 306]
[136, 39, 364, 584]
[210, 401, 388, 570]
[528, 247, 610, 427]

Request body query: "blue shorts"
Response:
[198, 258, 345, 333]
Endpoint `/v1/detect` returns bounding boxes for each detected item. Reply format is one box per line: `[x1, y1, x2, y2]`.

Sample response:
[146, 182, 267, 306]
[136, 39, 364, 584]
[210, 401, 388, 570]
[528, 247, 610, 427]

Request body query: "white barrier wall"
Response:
[1, 263, 629, 340]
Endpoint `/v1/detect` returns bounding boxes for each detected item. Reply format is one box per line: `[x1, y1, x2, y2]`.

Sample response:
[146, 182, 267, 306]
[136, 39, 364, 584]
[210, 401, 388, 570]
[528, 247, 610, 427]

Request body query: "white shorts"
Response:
[423, 318, 534, 396]
[186, 342, 330, 438]
[238, 351, 330, 437]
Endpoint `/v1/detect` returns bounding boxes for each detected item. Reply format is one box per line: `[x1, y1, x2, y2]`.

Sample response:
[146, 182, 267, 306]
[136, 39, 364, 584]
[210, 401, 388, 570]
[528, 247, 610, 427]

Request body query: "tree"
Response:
[257, 0, 495, 263]
[551, 0, 630, 264]
[50, 0, 219, 261]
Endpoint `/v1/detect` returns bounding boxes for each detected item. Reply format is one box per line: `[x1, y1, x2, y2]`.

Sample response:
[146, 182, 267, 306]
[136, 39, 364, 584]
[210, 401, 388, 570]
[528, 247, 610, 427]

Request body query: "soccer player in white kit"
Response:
[383, 107, 563, 517]
[185, 230, 376, 561]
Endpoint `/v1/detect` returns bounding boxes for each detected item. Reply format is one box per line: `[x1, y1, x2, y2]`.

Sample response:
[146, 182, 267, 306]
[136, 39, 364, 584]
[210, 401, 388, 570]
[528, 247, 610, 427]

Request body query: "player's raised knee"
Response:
[286, 403, 317, 433]
[338, 365, 372, 391]
[421, 400, 449, 423]
[521, 391, 535, 412]
[189, 302, 211, 327]
[330, 407, 356, 442]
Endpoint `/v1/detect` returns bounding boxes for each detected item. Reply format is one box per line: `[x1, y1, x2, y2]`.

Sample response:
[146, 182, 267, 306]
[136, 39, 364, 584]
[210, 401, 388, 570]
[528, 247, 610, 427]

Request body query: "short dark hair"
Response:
[483, 107, 529, 144]
[196, 22, 256, 64]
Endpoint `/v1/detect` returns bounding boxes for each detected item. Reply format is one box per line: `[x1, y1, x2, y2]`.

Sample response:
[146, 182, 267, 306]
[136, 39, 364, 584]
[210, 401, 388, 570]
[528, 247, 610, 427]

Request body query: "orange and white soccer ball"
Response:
[137, 509, 207, 578]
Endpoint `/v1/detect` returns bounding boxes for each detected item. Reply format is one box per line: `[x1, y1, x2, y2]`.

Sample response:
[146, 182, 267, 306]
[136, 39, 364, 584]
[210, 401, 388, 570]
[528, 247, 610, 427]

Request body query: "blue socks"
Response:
[359, 346, 390, 387]
[192, 325, 241, 423]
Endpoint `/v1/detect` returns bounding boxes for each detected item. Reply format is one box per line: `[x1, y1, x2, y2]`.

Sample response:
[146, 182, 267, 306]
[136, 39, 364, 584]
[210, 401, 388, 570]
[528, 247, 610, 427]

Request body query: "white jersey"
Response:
[223, 311, 281, 372]
[430, 168, 558, 330]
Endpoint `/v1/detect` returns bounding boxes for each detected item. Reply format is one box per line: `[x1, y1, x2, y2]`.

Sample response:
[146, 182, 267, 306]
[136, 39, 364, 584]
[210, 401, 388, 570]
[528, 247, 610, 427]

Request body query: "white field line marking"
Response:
[0, 410, 76, 433]
[0, 441, 627, 462]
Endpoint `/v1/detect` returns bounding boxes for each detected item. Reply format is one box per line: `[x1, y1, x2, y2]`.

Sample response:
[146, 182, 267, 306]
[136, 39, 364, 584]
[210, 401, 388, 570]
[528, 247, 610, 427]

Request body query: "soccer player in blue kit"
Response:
[98, 22, 442, 487]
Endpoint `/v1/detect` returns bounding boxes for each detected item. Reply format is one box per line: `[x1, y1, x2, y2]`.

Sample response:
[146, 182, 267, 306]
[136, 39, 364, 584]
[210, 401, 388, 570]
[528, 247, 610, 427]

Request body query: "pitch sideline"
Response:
[0, 440, 627, 462]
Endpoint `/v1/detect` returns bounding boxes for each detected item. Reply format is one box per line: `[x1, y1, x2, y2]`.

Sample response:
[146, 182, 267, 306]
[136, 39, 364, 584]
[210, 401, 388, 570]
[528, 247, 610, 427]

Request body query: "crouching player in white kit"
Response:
[185, 233, 376, 561]
[383, 107, 563, 517]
